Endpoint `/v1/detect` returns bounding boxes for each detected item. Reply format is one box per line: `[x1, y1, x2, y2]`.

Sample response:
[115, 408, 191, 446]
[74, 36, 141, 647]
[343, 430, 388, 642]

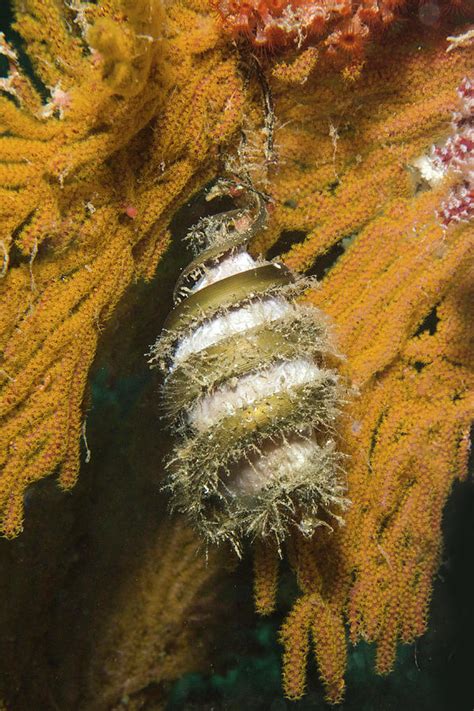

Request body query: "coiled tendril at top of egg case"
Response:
[149, 178, 349, 554]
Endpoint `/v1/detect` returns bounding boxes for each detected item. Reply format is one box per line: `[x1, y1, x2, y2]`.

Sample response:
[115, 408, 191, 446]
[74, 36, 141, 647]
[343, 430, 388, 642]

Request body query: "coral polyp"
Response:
[215, 0, 332, 49]
[215, 0, 472, 60]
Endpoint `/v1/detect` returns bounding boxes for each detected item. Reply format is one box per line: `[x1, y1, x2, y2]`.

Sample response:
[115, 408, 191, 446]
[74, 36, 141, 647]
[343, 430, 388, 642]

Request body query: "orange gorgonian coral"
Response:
[251, 27, 473, 703]
[0, 0, 245, 538]
[83, 519, 229, 709]
[0, 0, 473, 706]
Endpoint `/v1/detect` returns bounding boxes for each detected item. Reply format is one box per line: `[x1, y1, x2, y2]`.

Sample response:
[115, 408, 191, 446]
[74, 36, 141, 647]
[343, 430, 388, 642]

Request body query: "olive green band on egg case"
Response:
[149, 277, 319, 366]
[168, 375, 342, 500]
[174, 235, 254, 302]
[165, 328, 302, 415]
[163, 263, 294, 333]
[163, 319, 326, 416]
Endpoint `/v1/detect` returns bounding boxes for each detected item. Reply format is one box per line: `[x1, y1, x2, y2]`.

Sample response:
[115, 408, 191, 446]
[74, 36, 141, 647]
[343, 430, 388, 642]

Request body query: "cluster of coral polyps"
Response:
[215, 0, 423, 55]
[436, 77, 474, 224]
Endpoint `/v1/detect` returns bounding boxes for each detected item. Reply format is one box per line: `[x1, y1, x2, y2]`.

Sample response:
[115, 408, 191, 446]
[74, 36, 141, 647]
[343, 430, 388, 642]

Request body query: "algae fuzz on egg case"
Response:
[149, 178, 349, 554]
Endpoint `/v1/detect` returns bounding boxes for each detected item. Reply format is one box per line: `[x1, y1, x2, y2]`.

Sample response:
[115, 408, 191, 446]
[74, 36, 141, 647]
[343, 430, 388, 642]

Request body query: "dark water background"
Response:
[0, 3, 473, 709]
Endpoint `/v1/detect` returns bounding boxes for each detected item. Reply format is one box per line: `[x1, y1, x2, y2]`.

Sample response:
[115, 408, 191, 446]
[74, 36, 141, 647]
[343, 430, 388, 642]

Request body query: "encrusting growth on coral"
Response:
[411, 74, 473, 224]
[434, 77, 473, 223]
[0, 0, 473, 706]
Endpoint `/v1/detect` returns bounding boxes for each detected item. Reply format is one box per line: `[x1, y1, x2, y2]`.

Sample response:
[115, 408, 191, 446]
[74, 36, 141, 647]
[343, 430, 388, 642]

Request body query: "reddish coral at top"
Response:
[215, 0, 392, 53]
[215, 0, 470, 57]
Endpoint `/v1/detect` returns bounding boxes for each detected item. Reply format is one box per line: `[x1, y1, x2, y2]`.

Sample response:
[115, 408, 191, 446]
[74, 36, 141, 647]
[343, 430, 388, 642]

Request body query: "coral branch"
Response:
[254, 540, 280, 614]
[252, 28, 473, 702]
[0, 0, 245, 536]
[84, 519, 227, 709]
